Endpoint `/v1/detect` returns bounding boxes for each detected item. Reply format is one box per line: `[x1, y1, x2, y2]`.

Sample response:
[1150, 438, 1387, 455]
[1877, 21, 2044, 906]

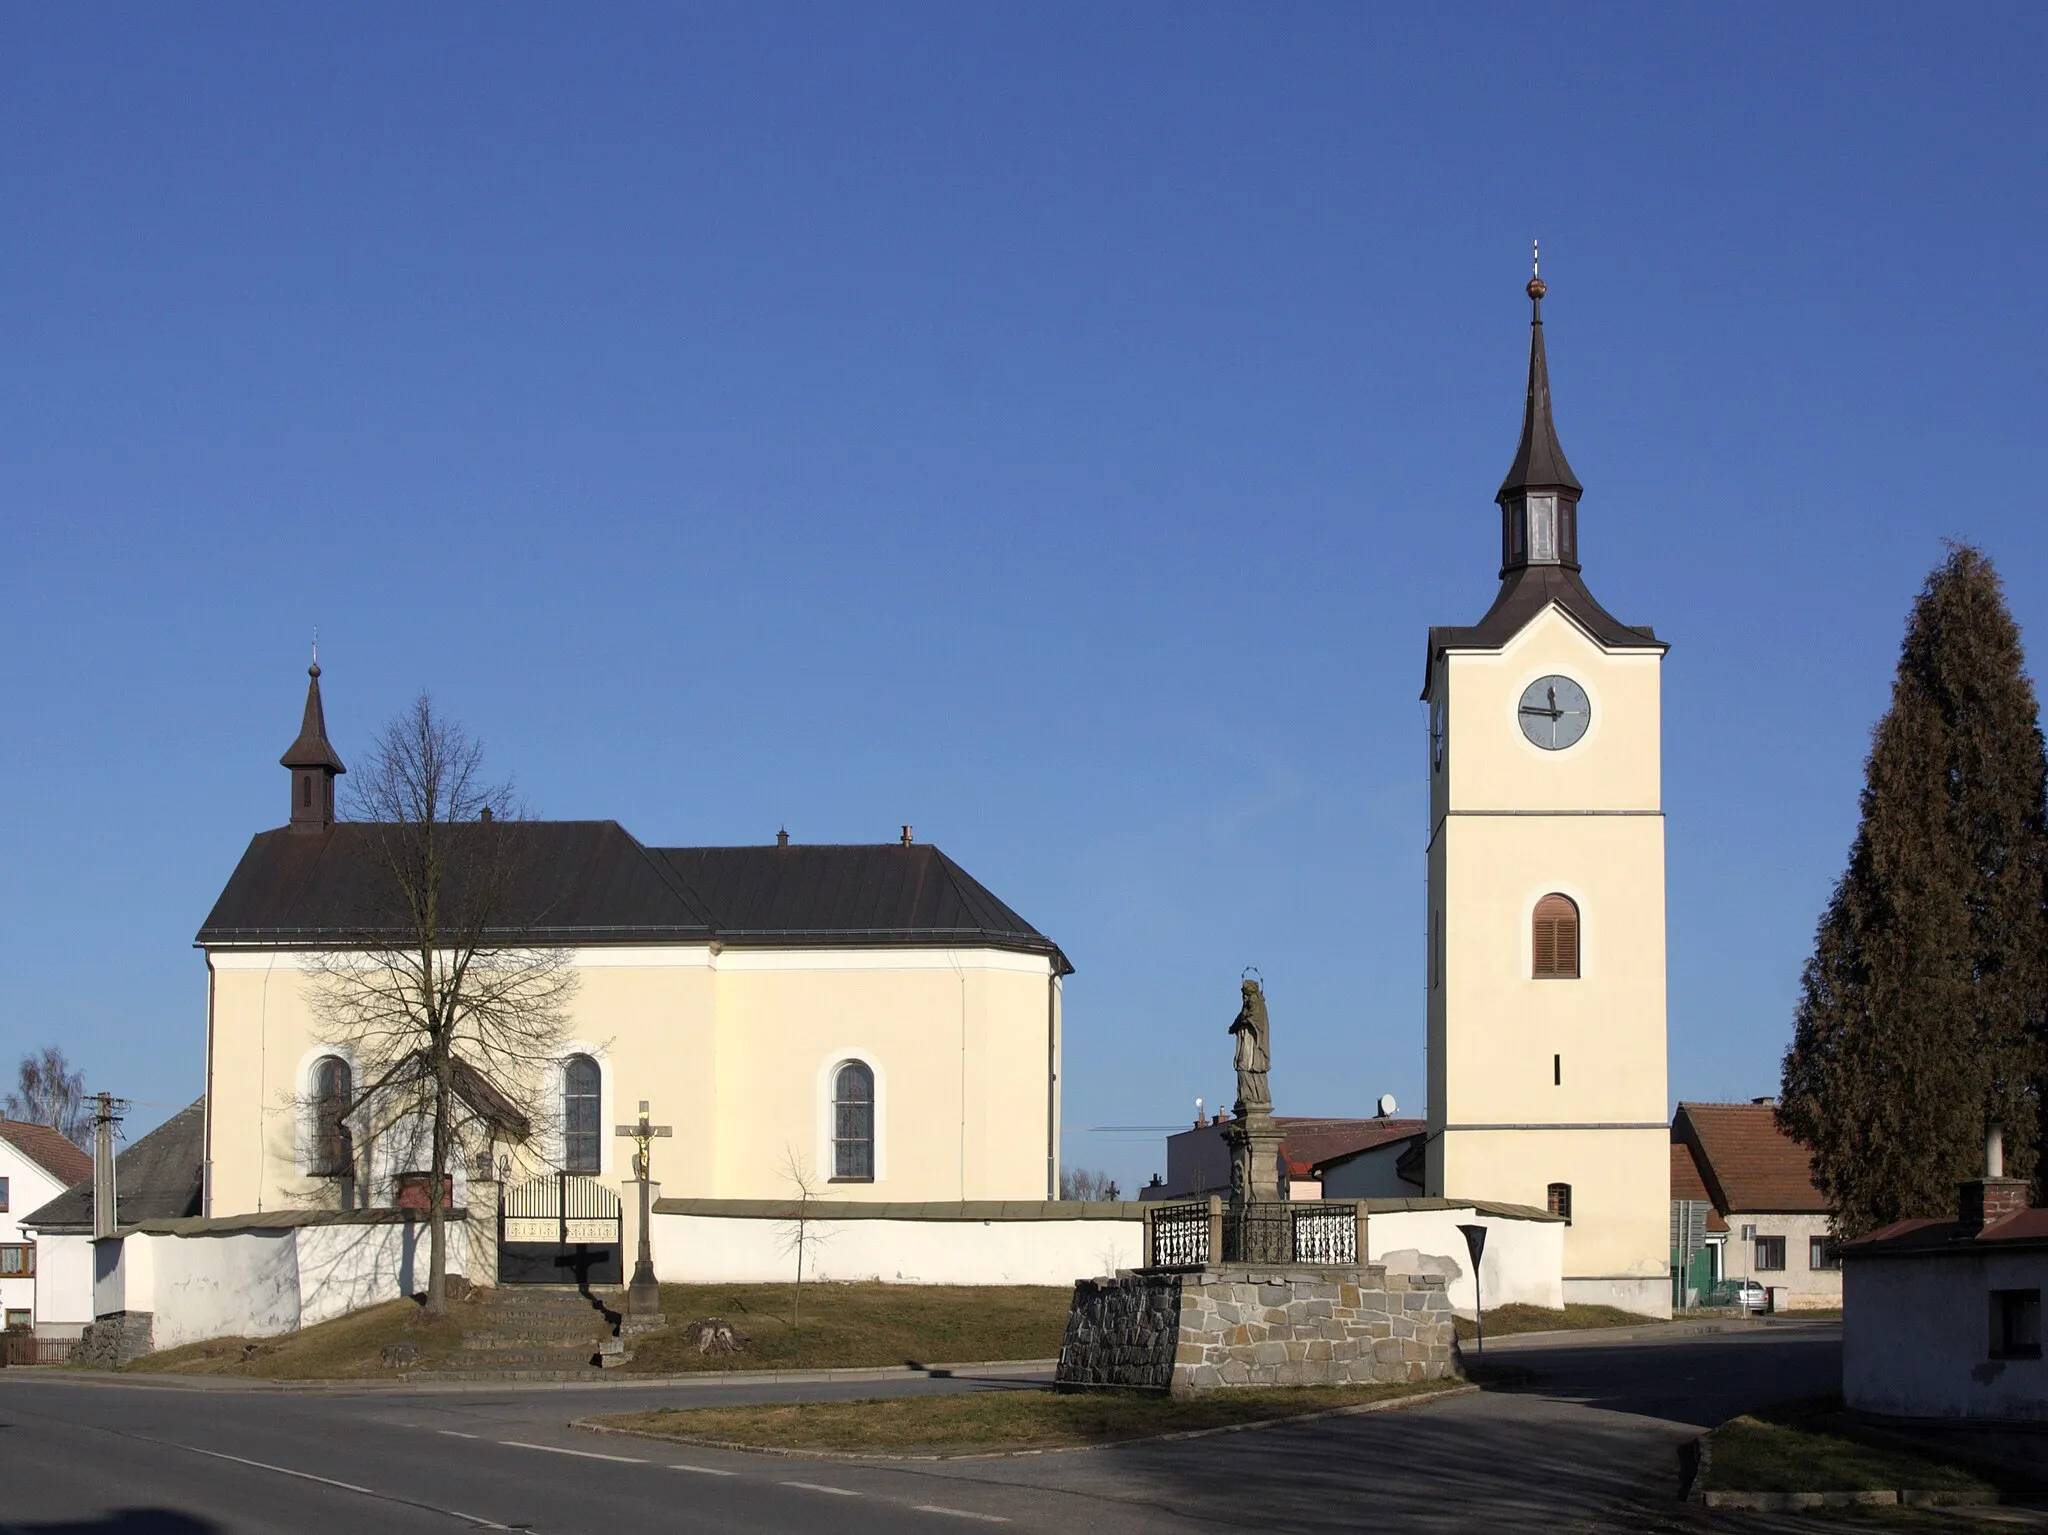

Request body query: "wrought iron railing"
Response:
[1143, 1197, 1365, 1269]
[1289, 1203, 1358, 1265]
[1147, 1201, 1212, 1267]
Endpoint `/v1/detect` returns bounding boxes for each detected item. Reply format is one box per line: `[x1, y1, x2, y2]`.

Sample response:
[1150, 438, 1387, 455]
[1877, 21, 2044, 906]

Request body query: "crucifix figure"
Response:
[615, 1099, 673, 1319]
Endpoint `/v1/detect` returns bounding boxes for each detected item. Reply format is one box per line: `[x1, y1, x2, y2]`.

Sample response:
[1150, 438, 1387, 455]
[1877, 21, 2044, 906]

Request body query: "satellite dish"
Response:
[1376, 1093, 1398, 1118]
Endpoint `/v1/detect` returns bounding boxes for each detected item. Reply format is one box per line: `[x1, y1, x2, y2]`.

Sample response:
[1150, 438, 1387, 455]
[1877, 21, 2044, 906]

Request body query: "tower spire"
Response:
[280, 653, 345, 832]
[1495, 250, 1582, 574]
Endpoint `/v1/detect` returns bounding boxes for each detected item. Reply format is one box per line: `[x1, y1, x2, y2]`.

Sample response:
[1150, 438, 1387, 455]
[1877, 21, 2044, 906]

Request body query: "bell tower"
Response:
[281, 655, 345, 833]
[1422, 261, 1672, 1317]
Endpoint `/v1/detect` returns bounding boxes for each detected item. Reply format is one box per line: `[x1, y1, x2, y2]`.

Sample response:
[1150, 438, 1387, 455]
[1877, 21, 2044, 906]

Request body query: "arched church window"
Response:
[1547, 1182, 1572, 1223]
[832, 1061, 875, 1182]
[309, 1056, 353, 1177]
[1532, 894, 1580, 979]
[562, 1054, 601, 1173]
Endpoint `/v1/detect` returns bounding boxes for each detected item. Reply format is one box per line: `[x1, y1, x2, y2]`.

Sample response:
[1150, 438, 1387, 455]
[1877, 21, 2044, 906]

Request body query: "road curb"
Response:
[6, 1357, 1058, 1396]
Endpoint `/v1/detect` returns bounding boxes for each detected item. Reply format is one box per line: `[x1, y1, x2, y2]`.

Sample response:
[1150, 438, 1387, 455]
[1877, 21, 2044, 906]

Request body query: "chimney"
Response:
[1958, 1122, 2030, 1232]
[900, 825, 914, 846]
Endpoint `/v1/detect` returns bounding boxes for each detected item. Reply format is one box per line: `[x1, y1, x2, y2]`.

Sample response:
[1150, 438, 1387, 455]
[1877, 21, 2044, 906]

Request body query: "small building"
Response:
[1143, 1116, 1424, 1202]
[1842, 1132, 2045, 1423]
[0, 1118, 92, 1335]
[21, 1101, 205, 1339]
[1671, 1100, 1840, 1312]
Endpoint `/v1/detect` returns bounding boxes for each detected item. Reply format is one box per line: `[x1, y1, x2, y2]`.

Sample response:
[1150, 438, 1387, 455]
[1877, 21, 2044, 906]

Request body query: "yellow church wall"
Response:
[1436, 815, 1667, 1126]
[1439, 1126, 1670, 1288]
[203, 945, 1059, 1219]
[1424, 599, 1671, 1316]
[1432, 608, 1663, 813]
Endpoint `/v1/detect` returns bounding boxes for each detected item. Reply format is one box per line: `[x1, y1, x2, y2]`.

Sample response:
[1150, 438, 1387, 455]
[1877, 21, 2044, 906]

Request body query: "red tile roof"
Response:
[1670, 1142, 1729, 1231]
[0, 1119, 92, 1188]
[1674, 1102, 1829, 1215]
[1284, 1118, 1427, 1176]
[1844, 1206, 2048, 1255]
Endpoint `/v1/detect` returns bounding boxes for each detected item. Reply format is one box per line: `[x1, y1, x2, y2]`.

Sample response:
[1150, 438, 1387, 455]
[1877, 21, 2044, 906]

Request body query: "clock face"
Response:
[1518, 675, 1591, 750]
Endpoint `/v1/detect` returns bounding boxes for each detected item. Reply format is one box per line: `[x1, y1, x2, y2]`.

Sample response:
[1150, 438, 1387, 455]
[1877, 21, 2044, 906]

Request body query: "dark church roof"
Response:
[1425, 272, 1665, 691]
[196, 824, 1069, 970]
[23, 1099, 206, 1234]
[280, 663, 346, 774]
[1427, 562, 1664, 666]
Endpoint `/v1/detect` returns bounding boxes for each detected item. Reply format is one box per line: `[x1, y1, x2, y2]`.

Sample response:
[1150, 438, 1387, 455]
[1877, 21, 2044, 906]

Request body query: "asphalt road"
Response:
[0, 1325, 1844, 1535]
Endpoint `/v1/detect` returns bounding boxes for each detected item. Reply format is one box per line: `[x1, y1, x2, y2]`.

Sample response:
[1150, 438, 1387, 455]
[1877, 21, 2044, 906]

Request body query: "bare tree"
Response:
[307, 695, 578, 1317]
[775, 1146, 829, 1332]
[5, 1047, 89, 1146]
[1059, 1167, 1121, 1202]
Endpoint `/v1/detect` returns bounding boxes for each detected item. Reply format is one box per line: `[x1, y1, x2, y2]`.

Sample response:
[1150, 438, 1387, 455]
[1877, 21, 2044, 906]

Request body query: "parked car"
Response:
[1730, 1279, 1773, 1313]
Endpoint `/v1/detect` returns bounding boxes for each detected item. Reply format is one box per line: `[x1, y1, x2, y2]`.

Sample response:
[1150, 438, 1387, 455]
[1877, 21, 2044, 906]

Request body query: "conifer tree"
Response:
[1779, 544, 2047, 1234]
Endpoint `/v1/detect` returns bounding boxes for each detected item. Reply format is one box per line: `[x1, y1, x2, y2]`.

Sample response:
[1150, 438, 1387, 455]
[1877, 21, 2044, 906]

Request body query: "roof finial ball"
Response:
[1527, 238, 1546, 304]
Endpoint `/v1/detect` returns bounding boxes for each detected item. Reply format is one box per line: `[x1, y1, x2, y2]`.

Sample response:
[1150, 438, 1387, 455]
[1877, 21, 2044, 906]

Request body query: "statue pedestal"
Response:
[1056, 1262, 1458, 1395]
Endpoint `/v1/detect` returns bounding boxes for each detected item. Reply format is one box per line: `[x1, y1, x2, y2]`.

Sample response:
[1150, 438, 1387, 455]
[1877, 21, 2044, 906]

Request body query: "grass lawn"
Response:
[1704, 1398, 1994, 1496]
[584, 1379, 1462, 1455]
[622, 1282, 1071, 1373]
[117, 1282, 1071, 1380]
[1452, 1302, 1656, 1341]
[122, 1297, 471, 1380]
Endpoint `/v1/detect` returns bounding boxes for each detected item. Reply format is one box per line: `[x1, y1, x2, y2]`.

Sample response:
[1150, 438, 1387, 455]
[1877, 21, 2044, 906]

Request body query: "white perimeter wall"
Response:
[654, 1207, 1564, 1304]
[1845, 1251, 2048, 1422]
[34, 1235, 94, 1331]
[1370, 1207, 1566, 1315]
[656, 1213, 1143, 1286]
[88, 1221, 473, 1352]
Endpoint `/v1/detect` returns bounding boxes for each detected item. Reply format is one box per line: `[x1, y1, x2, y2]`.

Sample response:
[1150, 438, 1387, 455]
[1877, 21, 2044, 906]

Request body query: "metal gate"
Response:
[497, 1173, 623, 1285]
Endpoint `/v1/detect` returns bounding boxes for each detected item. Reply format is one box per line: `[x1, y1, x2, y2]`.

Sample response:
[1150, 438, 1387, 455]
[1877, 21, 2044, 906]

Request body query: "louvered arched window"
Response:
[562, 1054, 601, 1173]
[1532, 894, 1580, 979]
[832, 1061, 875, 1182]
[310, 1056, 353, 1177]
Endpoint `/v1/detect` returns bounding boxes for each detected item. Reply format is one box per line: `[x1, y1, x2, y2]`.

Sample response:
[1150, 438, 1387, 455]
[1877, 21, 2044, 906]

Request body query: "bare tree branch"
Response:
[303, 695, 579, 1317]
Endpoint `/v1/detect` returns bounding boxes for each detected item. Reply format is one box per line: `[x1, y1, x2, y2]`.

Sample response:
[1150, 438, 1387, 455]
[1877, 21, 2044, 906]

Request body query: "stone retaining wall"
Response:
[1057, 1263, 1458, 1395]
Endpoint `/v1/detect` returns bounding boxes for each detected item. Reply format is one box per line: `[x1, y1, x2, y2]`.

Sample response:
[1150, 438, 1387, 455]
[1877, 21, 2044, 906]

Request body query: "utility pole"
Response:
[614, 1100, 672, 1326]
[91, 1093, 129, 1241]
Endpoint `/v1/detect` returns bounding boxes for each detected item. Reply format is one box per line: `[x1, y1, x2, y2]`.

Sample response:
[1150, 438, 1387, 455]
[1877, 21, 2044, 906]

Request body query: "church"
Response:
[195, 676, 1072, 1246]
[1423, 268, 1671, 1316]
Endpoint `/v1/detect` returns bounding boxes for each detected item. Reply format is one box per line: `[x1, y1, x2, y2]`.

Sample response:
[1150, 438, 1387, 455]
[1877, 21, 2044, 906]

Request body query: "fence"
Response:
[2, 1333, 76, 1366]
[1142, 1196, 1367, 1269]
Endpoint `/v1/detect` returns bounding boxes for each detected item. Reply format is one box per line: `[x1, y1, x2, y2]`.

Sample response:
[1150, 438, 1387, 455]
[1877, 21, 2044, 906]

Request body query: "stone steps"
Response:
[436, 1286, 622, 1378]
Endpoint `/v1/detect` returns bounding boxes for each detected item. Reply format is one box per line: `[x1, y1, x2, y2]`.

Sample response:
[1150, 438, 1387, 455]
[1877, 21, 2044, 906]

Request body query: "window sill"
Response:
[1990, 1347, 2042, 1361]
[827, 1177, 874, 1185]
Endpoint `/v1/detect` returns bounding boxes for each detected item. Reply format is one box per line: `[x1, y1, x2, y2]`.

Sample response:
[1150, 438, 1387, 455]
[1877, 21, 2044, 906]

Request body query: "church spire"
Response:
[280, 648, 345, 832]
[1496, 244, 1583, 575]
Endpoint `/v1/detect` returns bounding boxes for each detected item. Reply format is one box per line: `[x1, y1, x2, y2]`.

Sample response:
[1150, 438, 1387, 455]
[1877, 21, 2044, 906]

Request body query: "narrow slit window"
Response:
[1532, 894, 1580, 979]
[832, 1061, 875, 1182]
[1553, 1054, 1562, 1086]
[309, 1055, 353, 1177]
[562, 1054, 601, 1173]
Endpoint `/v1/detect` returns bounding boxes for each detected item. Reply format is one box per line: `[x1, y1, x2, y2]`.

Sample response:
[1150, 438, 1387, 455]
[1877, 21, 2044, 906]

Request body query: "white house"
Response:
[1842, 1130, 2045, 1422]
[0, 1118, 92, 1335]
[21, 1101, 205, 1342]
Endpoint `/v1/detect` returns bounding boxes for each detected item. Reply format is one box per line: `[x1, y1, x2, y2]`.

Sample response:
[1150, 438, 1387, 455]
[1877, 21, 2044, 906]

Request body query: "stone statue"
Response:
[1229, 978, 1272, 1116]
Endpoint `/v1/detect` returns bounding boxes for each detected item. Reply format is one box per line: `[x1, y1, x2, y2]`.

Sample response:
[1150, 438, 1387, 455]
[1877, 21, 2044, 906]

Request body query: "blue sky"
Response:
[3, 5, 2044, 1187]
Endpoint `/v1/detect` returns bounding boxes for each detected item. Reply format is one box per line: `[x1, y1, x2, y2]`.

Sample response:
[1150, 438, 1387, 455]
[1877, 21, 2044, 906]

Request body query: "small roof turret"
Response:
[281, 654, 344, 832]
[280, 661, 346, 773]
[1496, 262, 1582, 502]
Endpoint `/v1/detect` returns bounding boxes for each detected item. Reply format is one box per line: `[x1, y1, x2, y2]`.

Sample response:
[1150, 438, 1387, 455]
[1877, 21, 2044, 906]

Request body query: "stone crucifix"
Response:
[615, 1100, 672, 1319]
